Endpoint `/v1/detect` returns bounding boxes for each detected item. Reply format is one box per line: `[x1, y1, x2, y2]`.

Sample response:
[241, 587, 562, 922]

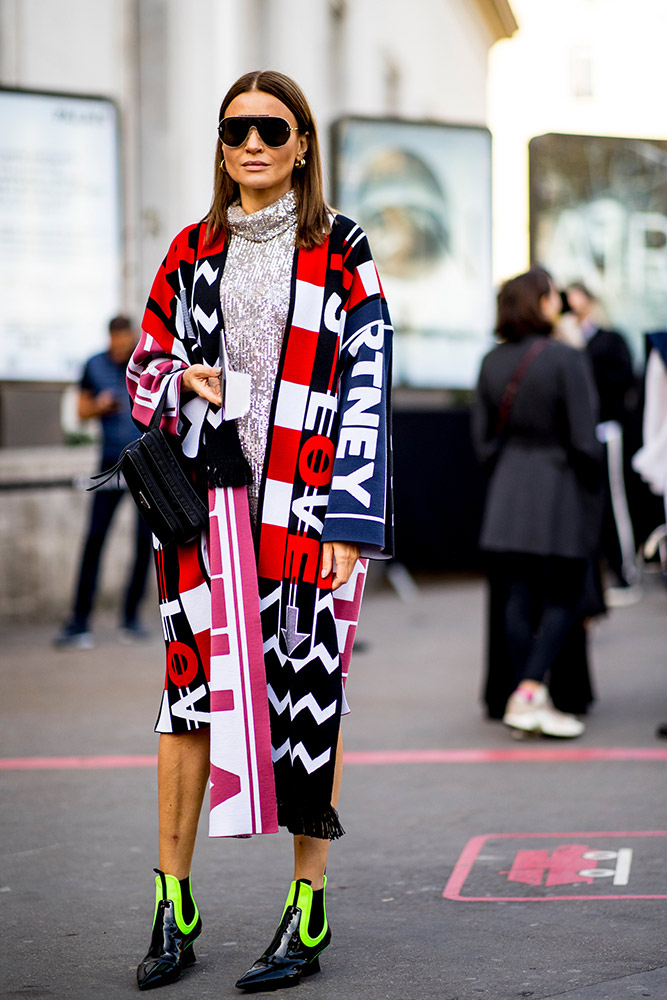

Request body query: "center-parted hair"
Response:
[495, 266, 554, 342]
[205, 70, 331, 250]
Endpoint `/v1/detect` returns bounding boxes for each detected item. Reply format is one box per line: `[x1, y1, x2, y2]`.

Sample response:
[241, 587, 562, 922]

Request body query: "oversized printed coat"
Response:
[127, 214, 393, 840]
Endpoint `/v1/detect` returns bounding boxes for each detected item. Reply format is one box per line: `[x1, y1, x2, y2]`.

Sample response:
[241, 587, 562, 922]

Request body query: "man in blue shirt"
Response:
[54, 316, 152, 648]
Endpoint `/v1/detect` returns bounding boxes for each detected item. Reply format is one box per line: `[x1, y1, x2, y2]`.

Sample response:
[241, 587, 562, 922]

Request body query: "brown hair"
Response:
[566, 280, 596, 301]
[205, 70, 331, 250]
[495, 267, 554, 342]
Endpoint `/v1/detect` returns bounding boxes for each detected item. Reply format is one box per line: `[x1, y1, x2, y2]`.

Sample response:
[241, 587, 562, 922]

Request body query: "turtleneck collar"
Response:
[227, 188, 297, 243]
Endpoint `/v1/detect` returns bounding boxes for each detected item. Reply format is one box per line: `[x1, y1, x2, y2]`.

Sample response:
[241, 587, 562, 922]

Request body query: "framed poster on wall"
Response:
[530, 132, 667, 362]
[0, 88, 121, 382]
[332, 116, 493, 390]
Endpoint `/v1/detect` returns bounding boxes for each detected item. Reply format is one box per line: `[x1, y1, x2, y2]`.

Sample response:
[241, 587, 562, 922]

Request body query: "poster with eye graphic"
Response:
[0, 88, 121, 382]
[530, 132, 667, 363]
[332, 117, 493, 390]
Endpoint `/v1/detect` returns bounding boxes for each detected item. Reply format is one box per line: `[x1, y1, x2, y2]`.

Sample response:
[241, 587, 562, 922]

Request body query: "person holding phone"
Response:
[54, 316, 152, 648]
[127, 71, 393, 993]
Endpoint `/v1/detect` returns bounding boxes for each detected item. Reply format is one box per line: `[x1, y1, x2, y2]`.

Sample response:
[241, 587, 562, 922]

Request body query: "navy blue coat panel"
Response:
[473, 334, 604, 560]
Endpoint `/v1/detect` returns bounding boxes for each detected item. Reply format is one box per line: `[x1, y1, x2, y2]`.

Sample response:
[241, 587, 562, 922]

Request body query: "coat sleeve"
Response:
[126, 226, 199, 436]
[471, 354, 501, 470]
[561, 349, 604, 490]
[321, 233, 393, 559]
[588, 329, 634, 423]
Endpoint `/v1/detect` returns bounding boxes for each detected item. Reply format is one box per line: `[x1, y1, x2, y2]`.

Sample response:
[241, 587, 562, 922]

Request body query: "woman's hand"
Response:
[320, 541, 361, 591]
[181, 365, 222, 407]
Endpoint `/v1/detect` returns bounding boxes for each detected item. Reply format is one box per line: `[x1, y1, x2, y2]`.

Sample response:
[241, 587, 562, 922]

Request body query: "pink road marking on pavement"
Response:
[444, 831, 667, 902]
[342, 747, 667, 764]
[0, 754, 159, 770]
[1, 746, 667, 771]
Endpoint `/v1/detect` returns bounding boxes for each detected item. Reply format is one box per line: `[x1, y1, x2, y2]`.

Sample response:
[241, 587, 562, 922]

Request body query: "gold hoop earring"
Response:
[220, 159, 226, 172]
[295, 157, 307, 169]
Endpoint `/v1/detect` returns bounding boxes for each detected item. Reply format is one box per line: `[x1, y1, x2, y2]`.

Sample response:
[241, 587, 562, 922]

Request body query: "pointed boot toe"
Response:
[137, 947, 198, 991]
[235, 880, 330, 993]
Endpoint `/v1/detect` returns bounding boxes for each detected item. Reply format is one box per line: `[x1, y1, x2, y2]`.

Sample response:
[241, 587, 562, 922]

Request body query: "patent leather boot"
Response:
[235, 878, 331, 992]
[137, 869, 202, 991]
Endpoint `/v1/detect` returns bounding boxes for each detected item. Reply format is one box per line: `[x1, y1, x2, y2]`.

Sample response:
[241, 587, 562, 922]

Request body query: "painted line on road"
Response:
[0, 754, 159, 770]
[343, 747, 667, 764]
[1, 746, 667, 771]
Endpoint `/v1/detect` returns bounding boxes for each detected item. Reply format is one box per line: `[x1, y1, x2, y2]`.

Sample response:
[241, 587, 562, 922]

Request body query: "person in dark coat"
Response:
[473, 267, 603, 738]
[565, 283, 634, 425]
[566, 282, 638, 592]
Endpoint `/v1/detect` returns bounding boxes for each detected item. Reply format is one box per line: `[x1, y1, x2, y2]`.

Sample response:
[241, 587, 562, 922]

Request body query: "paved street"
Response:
[1, 570, 666, 1000]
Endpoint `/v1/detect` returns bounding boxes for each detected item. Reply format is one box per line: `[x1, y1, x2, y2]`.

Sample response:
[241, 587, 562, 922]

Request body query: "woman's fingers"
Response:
[205, 375, 223, 405]
[182, 364, 220, 392]
[325, 541, 360, 591]
[320, 542, 334, 581]
[182, 365, 222, 405]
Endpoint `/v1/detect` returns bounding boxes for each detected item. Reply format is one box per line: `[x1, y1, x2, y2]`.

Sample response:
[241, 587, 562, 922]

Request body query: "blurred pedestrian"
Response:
[54, 316, 152, 649]
[566, 282, 639, 599]
[631, 332, 667, 532]
[473, 267, 603, 738]
[127, 70, 393, 993]
[566, 283, 634, 426]
[631, 332, 667, 738]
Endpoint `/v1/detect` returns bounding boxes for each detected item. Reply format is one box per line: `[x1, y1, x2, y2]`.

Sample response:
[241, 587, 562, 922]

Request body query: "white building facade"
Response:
[489, 0, 667, 287]
[2, 0, 516, 323]
[0, 0, 516, 617]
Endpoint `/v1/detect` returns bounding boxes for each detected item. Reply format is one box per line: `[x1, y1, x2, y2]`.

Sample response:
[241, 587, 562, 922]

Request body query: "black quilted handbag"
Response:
[89, 393, 208, 546]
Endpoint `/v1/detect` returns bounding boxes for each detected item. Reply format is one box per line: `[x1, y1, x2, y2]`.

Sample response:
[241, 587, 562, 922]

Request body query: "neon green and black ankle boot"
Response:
[137, 868, 202, 991]
[235, 877, 331, 992]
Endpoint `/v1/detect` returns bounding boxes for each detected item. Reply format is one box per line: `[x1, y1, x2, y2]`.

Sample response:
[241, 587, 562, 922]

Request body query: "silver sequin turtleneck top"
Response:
[220, 188, 298, 523]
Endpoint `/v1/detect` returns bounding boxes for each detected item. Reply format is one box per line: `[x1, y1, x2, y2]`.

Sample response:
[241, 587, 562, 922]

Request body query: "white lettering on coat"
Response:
[342, 387, 381, 428]
[331, 463, 374, 508]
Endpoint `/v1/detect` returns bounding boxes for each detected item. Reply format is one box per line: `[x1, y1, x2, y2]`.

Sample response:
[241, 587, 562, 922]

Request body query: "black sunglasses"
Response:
[217, 115, 299, 148]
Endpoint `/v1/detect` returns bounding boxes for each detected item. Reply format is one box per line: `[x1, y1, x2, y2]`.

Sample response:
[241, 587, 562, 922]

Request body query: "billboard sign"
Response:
[530, 132, 667, 362]
[0, 88, 121, 382]
[332, 117, 493, 390]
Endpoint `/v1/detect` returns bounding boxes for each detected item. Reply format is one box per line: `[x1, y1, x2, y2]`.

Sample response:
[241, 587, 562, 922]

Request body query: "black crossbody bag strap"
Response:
[496, 338, 551, 437]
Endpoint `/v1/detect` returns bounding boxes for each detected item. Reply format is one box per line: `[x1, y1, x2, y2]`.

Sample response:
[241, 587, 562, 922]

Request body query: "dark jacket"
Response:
[584, 327, 634, 424]
[473, 334, 603, 559]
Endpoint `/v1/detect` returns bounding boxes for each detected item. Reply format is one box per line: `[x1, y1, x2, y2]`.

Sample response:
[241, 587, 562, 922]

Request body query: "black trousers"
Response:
[483, 553, 596, 717]
[71, 488, 152, 629]
[503, 554, 586, 685]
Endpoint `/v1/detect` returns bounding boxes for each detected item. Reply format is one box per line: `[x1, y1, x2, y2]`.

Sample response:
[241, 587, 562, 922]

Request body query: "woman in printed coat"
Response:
[128, 71, 392, 993]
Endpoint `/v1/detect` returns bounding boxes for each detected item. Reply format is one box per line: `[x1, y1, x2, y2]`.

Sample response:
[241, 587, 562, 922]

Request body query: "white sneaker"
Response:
[504, 684, 584, 739]
[52, 625, 95, 650]
[604, 585, 642, 608]
[536, 703, 585, 738]
[503, 686, 545, 732]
